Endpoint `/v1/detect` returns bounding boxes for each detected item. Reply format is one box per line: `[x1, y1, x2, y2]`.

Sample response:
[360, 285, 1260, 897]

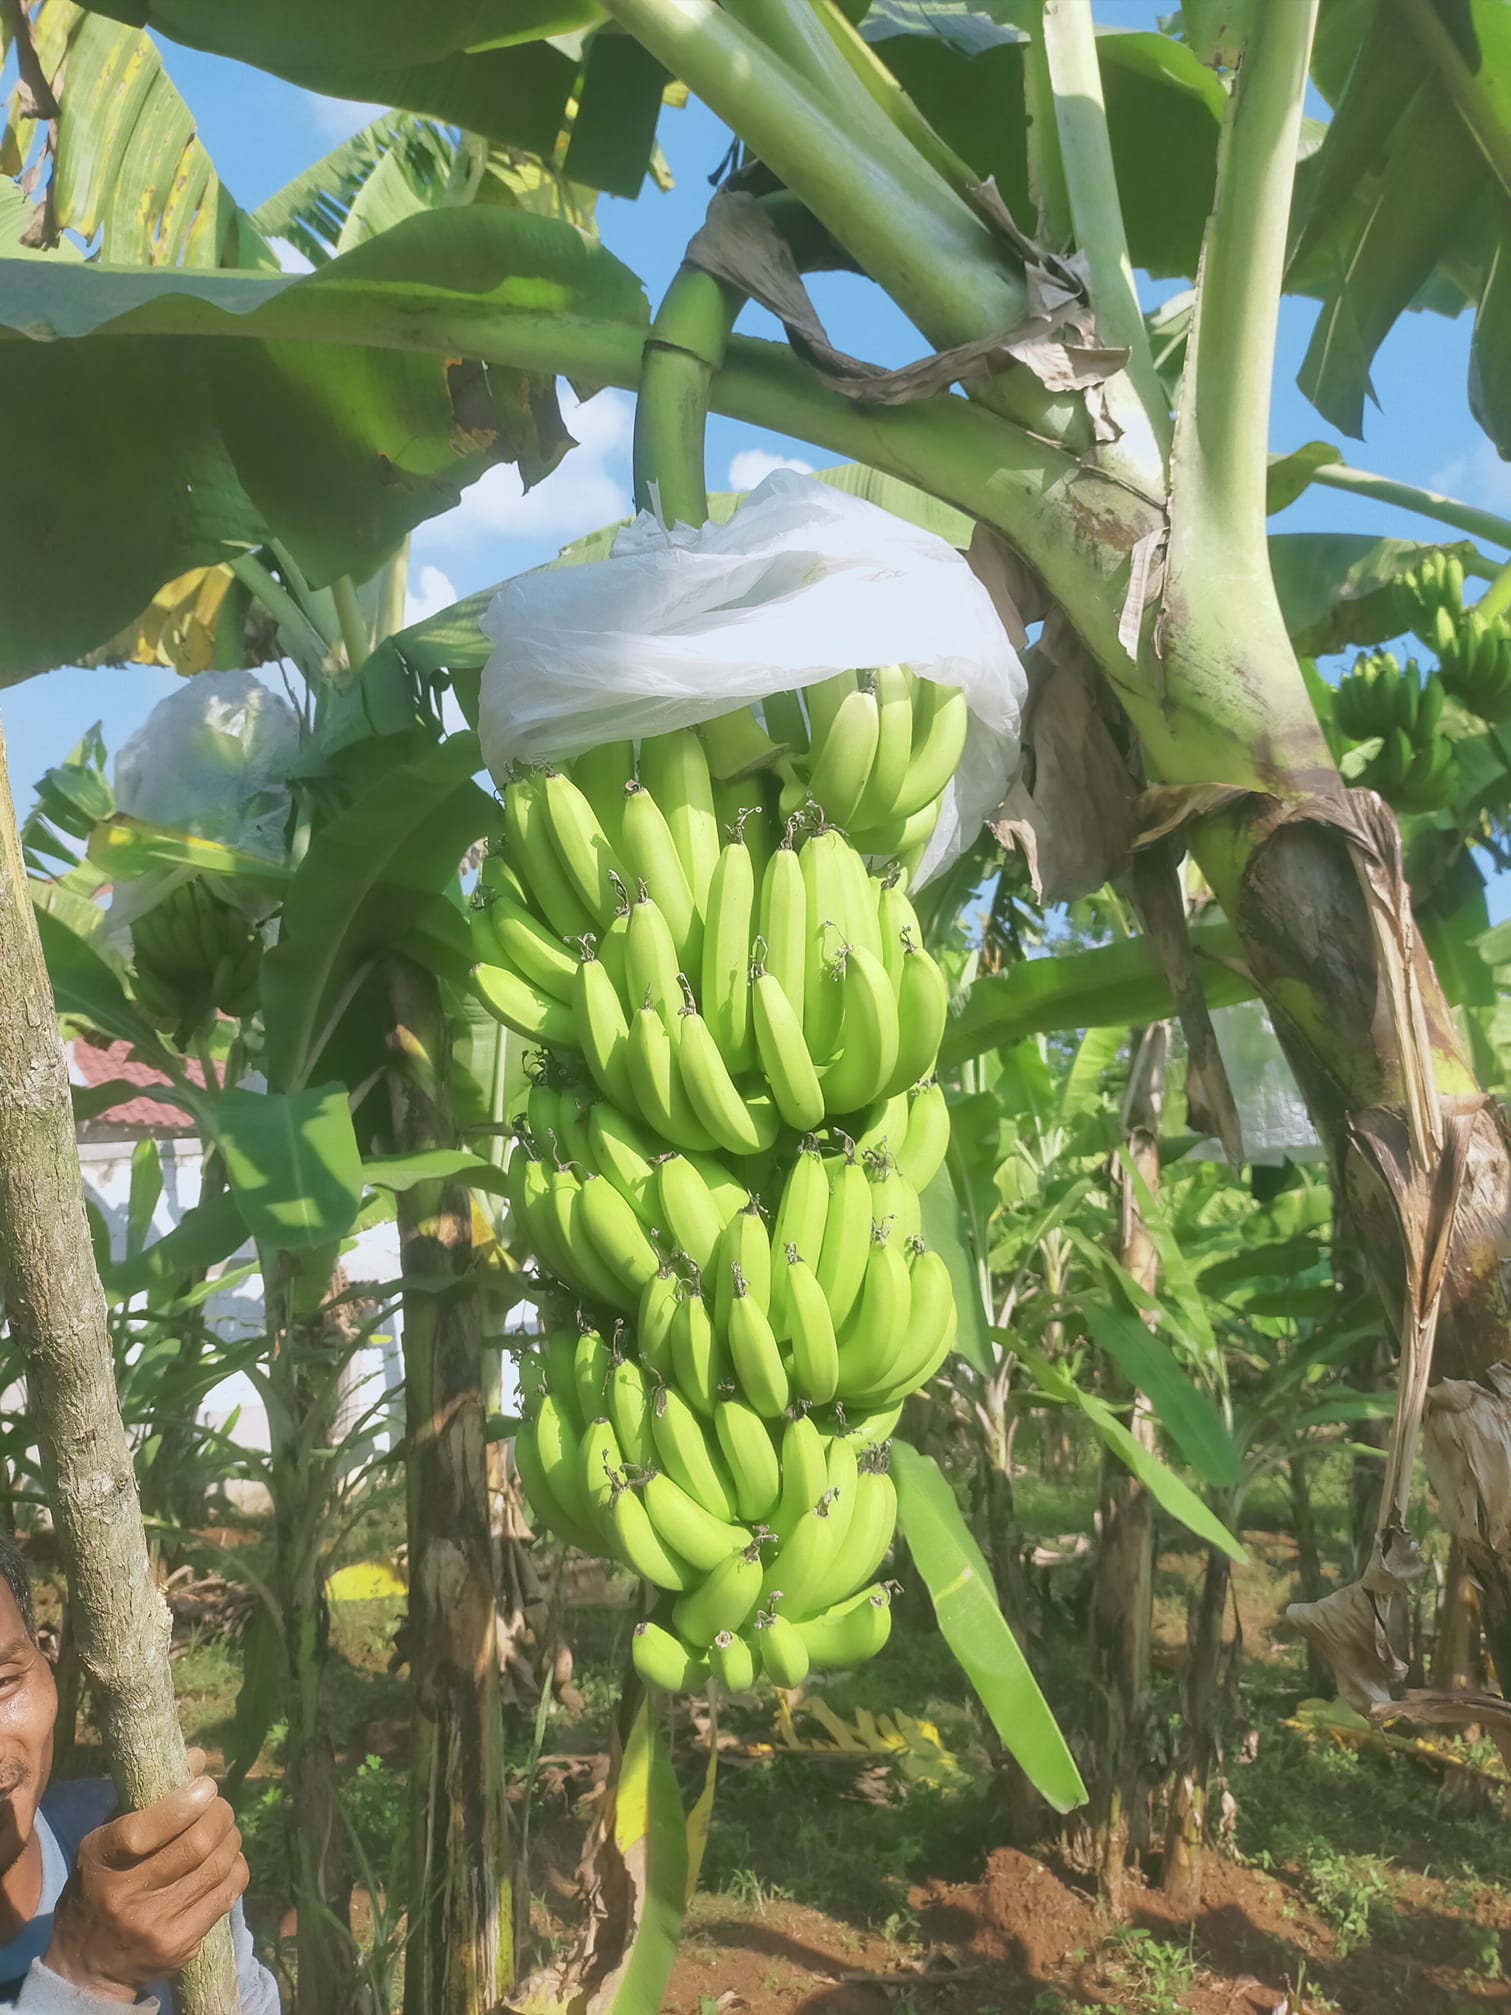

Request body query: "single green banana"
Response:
[712, 1199, 772, 1332]
[572, 950, 639, 1113]
[896, 1079, 951, 1191]
[669, 1287, 723, 1419]
[513, 1417, 603, 1554]
[643, 1471, 752, 1572]
[542, 767, 628, 926]
[783, 1247, 840, 1403]
[851, 664, 914, 830]
[579, 1414, 622, 1530]
[893, 682, 967, 818]
[875, 867, 922, 989]
[835, 1233, 912, 1399]
[673, 1537, 768, 1647]
[632, 1618, 709, 1693]
[821, 946, 901, 1116]
[577, 1173, 662, 1297]
[503, 770, 595, 942]
[758, 838, 808, 1029]
[714, 1399, 782, 1522]
[803, 670, 858, 750]
[710, 1629, 759, 1692]
[651, 1383, 739, 1520]
[613, 1484, 697, 1591]
[473, 962, 581, 1051]
[755, 1608, 812, 1688]
[728, 1264, 791, 1416]
[654, 1154, 724, 1272]
[607, 1352, 657, 1470]
[566, 739, 634, 852]
[677, 996, 781, 1157]
[804, 1465, 897, 1613]
[887, 940, 949, 1096]
[752, 963, 826, 1131]
[806, 680, 880, 828]
[703, 832, 758, 1074]
[637, 1261, 683, 1377]
[798, 1585, 893, 1670]
[620, 782, 698, 963]
[588, 1104, 662, 1225]
[629, 1003, 717, 1154]
[639, 729, 720, 910]
[626, 887, 685, 1029]
[772, 1414, 831, 1544]
[573, 1327, 613, 1426]
[817, 1152, 874, 1331]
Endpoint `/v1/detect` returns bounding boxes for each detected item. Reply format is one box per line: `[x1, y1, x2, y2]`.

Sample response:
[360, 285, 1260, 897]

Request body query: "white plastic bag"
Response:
[114, 671, 299, 861]
[1190, 1000, 1321, 1166]
[107, 672, 299, 941]
[478, 471, 1025, 879]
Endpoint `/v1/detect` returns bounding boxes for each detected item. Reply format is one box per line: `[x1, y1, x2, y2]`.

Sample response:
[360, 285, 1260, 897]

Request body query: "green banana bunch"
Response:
[129, 878, 262, 1034]
[480, 676, 968, 1694]
[1432, 605, 1511, 724]
[1390, 548, 1464, 641]
[1331, 652, 1457, 815]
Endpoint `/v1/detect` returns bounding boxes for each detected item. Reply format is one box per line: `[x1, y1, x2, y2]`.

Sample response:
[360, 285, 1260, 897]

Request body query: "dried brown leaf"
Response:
[988, 616, 1138, 901]
[687, 189, 1127, 408]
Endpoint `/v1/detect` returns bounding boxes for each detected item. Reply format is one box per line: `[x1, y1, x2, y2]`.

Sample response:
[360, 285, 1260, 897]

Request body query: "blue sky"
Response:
[6, 10, 1510, 899]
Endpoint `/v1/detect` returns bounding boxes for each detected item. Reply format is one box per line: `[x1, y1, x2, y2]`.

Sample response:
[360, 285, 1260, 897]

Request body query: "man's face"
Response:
[0, 1583, 54, 1879]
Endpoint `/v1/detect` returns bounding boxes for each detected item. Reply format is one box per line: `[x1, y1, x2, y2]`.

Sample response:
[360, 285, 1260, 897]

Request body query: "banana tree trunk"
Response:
[1089, 1022, 1166, 1906]
[0, 713, 240, 2014]
[264, 1248, 357, 2014]
[385, 959, 512, 2015]
[1161, 1545, 1231, 1912]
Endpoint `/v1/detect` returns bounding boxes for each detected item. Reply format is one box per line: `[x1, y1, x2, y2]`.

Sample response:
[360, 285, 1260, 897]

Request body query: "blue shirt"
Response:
[0, 1782, 278, 2013]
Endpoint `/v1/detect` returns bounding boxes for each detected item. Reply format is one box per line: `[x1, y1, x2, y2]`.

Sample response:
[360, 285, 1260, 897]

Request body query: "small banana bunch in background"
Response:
[474, 669, 965, 1694]
[1391, 547, 1464, 640]
[128, 877, 263, 1036]
[1430, 603, 1511, 724]
[1332, 651, 1455, 812]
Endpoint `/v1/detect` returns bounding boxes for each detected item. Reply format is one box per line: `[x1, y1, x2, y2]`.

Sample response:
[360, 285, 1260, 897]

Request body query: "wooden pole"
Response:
[0, 711, 238, 2013]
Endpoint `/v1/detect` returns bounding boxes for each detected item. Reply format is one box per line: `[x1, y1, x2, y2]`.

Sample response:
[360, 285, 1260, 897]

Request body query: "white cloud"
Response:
[420, 386, 635, 549]
[1430, 439, 1511, 512]
[727, 448, 815, 491]
[304, 92, 388, 142]
[405, 564, 458, 627]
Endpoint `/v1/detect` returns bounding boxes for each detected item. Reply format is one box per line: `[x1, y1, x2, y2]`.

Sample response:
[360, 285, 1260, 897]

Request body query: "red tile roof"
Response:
[70, 1036, 212, 1136]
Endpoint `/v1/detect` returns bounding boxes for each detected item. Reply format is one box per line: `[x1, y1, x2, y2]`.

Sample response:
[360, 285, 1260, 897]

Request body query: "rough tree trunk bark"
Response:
[1090, 1022, 1167, 1907]
[0, 712, 238, 2014]
[386, 959, 512, 2015]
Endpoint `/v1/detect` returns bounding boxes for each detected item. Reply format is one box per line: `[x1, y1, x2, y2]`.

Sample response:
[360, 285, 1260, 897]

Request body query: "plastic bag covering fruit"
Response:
[114, 671, 299, 863]
[478, 471, 1025, 882]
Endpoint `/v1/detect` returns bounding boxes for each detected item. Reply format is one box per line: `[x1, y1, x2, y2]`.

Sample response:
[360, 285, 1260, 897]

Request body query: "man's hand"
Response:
[43, 1751, 247, 2004]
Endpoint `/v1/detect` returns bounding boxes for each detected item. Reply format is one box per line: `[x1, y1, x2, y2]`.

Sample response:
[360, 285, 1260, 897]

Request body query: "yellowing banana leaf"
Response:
[683, 1709, 719, 1908]
[891, 1439, 1086, 1813]
[325, 1560, 407, 1602]
[776, 1695, 964, 1787]
[84, 565, 260, 677]
[88, 815, 292, 886]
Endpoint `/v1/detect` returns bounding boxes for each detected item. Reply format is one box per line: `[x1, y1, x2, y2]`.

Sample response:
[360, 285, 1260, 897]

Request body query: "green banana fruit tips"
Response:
[479, 676, 968, 1695]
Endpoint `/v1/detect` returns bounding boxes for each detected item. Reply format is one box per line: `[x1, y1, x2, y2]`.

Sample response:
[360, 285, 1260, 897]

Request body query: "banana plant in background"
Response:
[12, 0, 1511, 2006]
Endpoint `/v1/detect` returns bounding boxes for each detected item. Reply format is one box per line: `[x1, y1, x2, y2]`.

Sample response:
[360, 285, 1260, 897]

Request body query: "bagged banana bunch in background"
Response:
[473, 472, 1024, 1695]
